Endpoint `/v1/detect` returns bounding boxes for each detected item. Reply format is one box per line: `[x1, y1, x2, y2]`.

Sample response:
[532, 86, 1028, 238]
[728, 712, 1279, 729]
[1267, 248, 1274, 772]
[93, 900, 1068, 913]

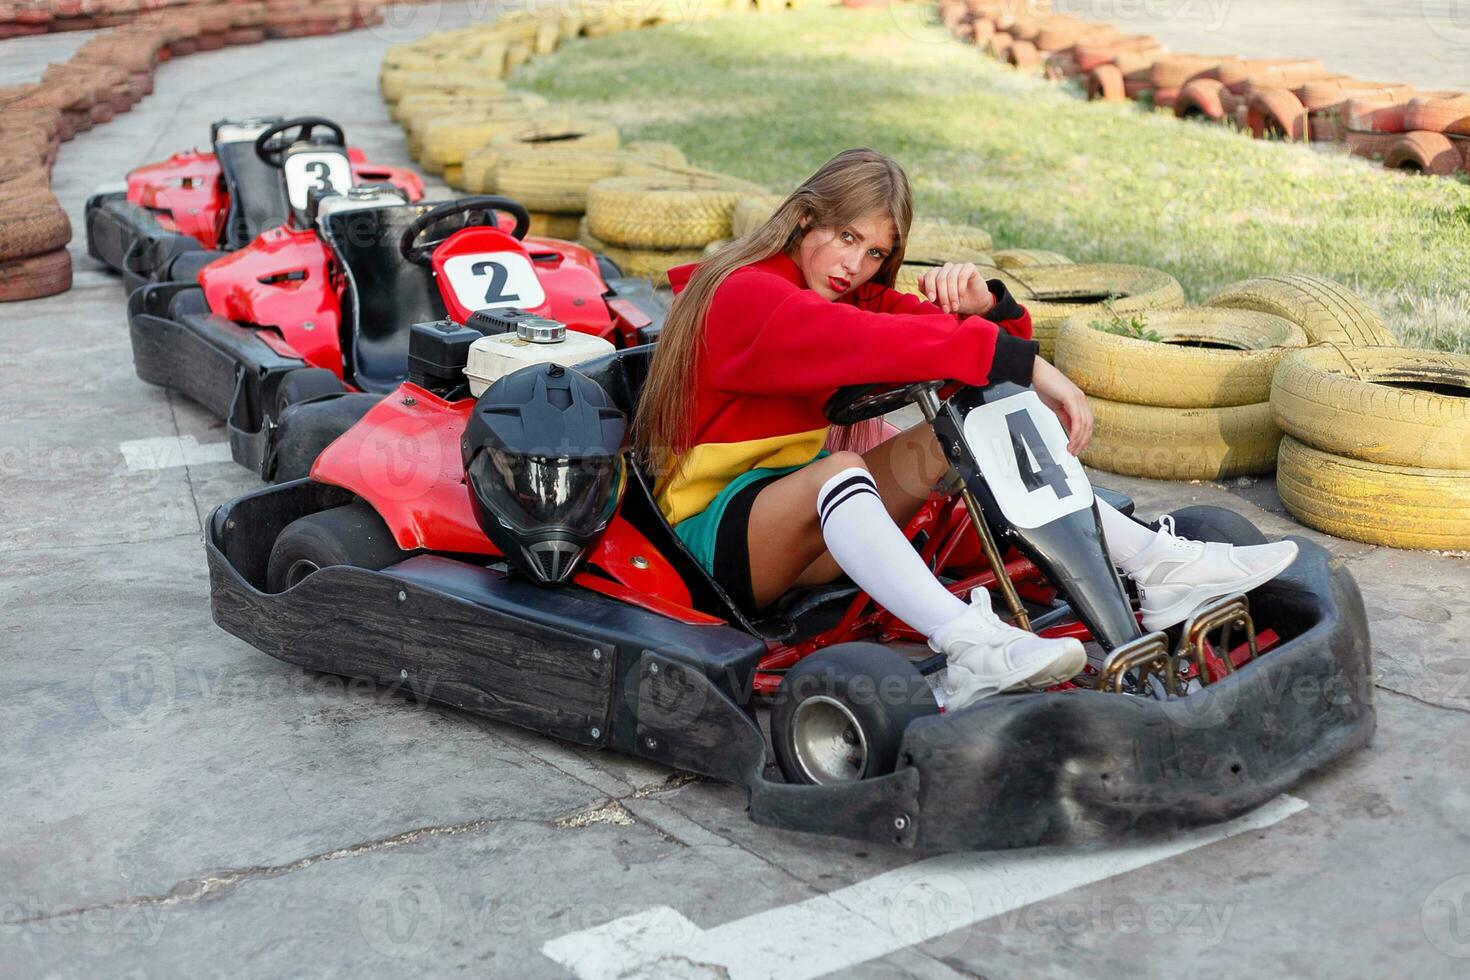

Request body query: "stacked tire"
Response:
[1056, 307, 1306, 481]
[579, 169, 767, 280]
[463, 124, 689, 242]
[1002, 262, 1184, 360]
[1272, 347, 1470, 550]
[1056, 274, 1394, 483]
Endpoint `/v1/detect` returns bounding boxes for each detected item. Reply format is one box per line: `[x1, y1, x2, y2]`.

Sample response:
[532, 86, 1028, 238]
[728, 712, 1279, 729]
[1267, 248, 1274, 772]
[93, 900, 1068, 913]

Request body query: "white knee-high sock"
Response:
[817, 467, 968, 636]
[1096, 498, 1158, 568]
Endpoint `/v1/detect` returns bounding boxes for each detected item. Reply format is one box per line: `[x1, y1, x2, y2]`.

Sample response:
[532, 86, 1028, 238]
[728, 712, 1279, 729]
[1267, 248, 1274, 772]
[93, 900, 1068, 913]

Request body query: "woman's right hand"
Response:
[1031, 358, 1093, 456]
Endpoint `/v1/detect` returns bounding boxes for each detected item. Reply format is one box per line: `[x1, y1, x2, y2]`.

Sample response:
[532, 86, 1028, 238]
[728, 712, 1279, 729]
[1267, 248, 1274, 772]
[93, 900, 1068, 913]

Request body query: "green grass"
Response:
[515, 4, 1470, 351]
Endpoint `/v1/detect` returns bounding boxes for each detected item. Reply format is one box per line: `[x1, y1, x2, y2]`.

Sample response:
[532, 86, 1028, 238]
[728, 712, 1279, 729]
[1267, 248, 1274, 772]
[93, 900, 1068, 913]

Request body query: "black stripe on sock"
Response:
[818, 473, 878, 522]
[819, 485, 881, 530]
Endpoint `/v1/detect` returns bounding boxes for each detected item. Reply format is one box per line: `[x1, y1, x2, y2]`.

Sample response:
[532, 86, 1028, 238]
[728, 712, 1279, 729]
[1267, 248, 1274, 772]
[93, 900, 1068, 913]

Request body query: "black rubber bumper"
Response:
[208, 480, 1374, 852]
[84, 191, 215, 292]
[127, 293, 305, 476]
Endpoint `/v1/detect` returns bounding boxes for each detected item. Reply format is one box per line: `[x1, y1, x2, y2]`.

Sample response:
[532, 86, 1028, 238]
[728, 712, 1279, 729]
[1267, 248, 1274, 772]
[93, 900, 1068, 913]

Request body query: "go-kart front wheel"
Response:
[266, 502, 409, 593]
[772, 643, 939, 785]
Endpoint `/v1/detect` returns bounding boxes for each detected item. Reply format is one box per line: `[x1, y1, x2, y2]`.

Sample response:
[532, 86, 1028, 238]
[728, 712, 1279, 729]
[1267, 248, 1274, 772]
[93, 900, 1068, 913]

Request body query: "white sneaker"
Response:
[1123, 516, 1299, 632]
[928, 589, 1087, 711]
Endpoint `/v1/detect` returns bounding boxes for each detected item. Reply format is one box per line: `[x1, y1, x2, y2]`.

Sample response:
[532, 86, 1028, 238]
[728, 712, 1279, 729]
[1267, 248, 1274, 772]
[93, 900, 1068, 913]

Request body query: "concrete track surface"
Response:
[4, 7, 1470, 979]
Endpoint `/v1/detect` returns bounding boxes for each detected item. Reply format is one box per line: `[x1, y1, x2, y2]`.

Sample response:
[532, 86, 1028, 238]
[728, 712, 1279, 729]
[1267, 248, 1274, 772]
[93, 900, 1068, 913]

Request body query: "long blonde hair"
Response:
[634, 147, 915, 474]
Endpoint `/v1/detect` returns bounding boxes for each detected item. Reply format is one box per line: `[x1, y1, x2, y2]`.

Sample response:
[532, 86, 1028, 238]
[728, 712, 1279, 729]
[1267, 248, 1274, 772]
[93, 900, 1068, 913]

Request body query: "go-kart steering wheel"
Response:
[253, 116, 346, 168]
[825, 380, 946, 426]
[399, 196, 532, 267]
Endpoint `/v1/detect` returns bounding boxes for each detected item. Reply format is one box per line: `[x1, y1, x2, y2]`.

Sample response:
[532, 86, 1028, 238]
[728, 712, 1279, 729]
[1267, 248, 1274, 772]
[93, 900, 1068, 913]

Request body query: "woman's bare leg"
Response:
[744, 423, 950, 607]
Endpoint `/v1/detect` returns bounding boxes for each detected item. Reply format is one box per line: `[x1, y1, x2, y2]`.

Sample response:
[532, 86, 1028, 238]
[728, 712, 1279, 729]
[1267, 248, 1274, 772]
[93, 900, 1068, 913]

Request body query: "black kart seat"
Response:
[214, 122, 290, 249]
[320, 198, 454, 394]
[578, 346, 760, 628]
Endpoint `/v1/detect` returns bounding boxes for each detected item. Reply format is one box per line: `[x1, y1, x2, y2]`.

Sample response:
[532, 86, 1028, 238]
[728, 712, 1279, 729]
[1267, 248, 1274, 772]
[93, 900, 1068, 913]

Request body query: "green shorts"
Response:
[672, 452, 828, 578]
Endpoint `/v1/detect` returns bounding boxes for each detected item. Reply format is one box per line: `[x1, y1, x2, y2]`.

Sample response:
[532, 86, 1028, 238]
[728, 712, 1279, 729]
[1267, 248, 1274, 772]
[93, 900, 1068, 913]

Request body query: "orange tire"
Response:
[1402, 95, 1470, 136]
[1086, 64, 1125, 102]
[1175, 78, 1227, 120]
[1008, 40, 1041, 71]
[1247, 88, 1309, 140]
[1383, 131, 1466, 175]
[1344, 129, 1397, 162]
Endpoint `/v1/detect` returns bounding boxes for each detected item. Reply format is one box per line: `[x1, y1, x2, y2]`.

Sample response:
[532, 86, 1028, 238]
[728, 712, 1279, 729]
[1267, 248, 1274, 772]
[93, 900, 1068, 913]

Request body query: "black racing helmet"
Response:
[462, 363, 627, 586]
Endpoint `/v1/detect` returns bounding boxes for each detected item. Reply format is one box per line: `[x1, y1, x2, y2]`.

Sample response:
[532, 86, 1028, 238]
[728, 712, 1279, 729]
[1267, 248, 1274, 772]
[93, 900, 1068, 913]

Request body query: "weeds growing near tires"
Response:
[1092, 310, 1163, 343]
[515, 5, 1470, 352]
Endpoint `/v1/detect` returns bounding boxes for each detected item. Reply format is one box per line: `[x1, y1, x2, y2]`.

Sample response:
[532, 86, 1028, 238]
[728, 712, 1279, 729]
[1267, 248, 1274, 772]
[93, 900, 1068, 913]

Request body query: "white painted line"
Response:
[119, 435, 234, 472]
[542, 795, 1308, 980]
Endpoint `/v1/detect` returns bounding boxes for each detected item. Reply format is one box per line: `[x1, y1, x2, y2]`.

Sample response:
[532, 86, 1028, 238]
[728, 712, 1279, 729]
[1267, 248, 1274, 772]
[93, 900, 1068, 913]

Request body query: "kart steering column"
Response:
[914, 385, 1033, 632]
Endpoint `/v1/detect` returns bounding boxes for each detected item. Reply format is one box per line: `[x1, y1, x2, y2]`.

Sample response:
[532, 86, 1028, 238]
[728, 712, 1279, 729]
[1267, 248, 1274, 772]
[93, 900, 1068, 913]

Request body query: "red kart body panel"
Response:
[309, 384, 700, 617]
[127, 149, 225, 246]
[124, 145, 423, 254]
[192, 218, 627, 384]
[198, 225, 343, 376]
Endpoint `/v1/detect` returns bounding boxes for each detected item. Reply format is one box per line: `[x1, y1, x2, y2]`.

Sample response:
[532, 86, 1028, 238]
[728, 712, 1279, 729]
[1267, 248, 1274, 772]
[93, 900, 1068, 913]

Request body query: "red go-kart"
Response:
[204, 328, 1374, 851]
[123, 191, 665, 481]
[85, 115, 423, 292]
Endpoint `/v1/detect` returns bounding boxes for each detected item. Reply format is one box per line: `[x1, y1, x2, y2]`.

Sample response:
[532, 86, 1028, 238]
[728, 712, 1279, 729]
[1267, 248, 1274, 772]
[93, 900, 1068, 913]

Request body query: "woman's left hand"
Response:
[919, 262, 995, 317]
[1031, 358, 1094, 455]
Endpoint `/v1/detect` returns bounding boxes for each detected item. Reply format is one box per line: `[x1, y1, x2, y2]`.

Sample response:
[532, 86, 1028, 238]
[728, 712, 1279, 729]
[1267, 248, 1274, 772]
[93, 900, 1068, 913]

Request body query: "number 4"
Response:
[1005, 408, 1071, 499]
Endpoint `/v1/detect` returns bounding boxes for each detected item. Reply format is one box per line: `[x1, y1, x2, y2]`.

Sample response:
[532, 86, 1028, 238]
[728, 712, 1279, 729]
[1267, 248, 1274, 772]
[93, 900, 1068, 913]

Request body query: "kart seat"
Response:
[322, 204, 450, 395]
[577, 346, 756, 626]
[216, 137, 290, 250]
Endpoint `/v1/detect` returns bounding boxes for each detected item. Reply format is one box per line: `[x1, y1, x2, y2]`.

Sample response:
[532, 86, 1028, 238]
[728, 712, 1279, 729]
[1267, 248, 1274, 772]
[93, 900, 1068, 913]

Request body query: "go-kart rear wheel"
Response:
[772, 643, 939, 786]
[266, 502, 409, 593]
[274, 368, 345, 419]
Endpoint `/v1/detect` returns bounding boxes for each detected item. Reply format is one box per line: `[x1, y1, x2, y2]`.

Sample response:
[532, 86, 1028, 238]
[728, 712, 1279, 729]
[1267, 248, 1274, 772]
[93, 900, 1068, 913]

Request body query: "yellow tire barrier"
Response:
[993, 248, 1073, 269]
[1276, 436, 1470, 550]
[1004, 263, 1186, 360]
[1204, 274, 1396, 346]
[578, 217, 703, 280]
[1270, 346, 1470, 470]
[1056, 309, 1308, 408]
[586, 172, 765, 248]
[1081, 396, 1281, 480]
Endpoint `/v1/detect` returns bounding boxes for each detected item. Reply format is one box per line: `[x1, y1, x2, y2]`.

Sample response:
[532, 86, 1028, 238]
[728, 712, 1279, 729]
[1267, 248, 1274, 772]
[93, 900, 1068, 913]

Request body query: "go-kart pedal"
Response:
[930, 588, 1087, 710]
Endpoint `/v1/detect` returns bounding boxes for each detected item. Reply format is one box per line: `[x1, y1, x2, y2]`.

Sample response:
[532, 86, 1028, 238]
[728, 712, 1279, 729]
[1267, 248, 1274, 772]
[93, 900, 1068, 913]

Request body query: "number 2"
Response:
[471, 260, 521, 306]
[1005, 408, 1071, 499]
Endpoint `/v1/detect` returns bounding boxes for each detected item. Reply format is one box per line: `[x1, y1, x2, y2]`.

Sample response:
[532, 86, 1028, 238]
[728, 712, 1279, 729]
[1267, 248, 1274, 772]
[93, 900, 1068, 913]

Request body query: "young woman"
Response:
[637, 148, 1297, 710]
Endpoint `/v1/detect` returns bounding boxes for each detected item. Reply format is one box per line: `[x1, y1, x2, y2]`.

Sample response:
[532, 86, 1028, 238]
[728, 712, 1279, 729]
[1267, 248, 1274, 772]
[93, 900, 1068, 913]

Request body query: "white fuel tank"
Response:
[464, 316, 615, 397]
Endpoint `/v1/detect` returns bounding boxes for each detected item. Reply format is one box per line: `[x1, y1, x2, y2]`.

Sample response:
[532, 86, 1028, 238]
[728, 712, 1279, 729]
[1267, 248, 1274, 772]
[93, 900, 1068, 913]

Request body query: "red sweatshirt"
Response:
[656, 251, 1037, 524]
